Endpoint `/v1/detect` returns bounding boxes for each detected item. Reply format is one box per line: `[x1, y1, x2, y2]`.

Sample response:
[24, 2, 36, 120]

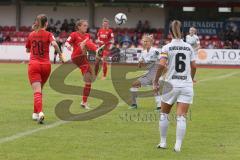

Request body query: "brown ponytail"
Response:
[32, 14, 48, 32]
[170, 20, 182, 39]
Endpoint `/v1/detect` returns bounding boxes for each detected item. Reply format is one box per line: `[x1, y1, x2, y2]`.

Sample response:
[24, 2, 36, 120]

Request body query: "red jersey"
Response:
[26, 29, 55, 64]
[97, 28, 114, 45]
[66, 32, 91, 59]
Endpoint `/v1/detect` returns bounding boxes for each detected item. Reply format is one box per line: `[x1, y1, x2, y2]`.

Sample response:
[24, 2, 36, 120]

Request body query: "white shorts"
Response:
[161, 86, 194, 105]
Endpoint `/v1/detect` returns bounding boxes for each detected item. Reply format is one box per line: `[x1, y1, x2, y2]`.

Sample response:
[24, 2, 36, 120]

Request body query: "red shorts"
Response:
[72, 55, 92, 75]
[102, 44, 111, 57]
[28, 63, 51, 84]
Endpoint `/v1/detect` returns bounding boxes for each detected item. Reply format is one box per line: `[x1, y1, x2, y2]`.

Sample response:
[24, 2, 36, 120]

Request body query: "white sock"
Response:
[130, 87, 138, 105]
[155, 95, 161, 108]
[159, 113, 169, 144]
[175, 115, 186, 150]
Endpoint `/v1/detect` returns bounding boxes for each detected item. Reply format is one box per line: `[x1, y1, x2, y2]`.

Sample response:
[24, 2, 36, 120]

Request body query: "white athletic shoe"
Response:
[156, 142, 167, 149]
[32, 113, 39, 121]
[174, 145, 181, 152]
[81, 102, 91, 110]
[37, 112, 45, 124]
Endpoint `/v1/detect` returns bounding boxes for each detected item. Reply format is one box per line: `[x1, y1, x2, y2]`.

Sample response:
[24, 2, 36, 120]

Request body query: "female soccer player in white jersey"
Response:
[129, 35, 162, 110]
[186, 26, 200, 55]
[153, 20, 197, 152]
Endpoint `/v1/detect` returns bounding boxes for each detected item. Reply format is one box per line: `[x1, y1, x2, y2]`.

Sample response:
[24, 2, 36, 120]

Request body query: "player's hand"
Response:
[153, 81, 160, 93]
[97, 40, 104, 45]
[59, 53, 66, 63]
[138, 61, 144, 68]
[65, 43, 72, 51]
[193, 79, 197, 84]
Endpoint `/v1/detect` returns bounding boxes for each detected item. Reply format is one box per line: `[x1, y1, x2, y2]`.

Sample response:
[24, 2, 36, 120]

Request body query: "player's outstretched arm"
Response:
[153, 58, 167, 92]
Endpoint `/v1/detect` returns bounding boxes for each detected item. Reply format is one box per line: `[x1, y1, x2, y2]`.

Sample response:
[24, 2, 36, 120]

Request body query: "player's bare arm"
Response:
[65, 41, 72, 51]
[52, 41, 65, 63]
[153, 58, 167, 91]
[191, 61, 197, 81]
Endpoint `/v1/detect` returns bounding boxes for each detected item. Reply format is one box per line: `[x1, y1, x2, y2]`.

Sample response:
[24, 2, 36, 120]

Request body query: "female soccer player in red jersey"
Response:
[95, 18, 114, 80]
[65, 20, 104, 109]
[26, 14, 65, 124]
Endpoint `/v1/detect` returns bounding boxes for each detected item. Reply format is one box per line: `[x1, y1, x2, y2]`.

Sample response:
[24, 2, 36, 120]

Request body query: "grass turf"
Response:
[0, 63, 240, 160]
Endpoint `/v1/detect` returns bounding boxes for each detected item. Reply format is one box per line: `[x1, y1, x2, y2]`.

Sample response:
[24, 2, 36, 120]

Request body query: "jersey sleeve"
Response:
[66, 33, 75, 44]
[160, 45, 168, 59]
[49, 33, 56, 43]
[190, 46, 196, 61]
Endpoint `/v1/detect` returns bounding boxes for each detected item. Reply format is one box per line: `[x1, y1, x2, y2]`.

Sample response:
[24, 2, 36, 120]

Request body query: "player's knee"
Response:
[32, 82, 42, 93]
[130, 87, 138, 92]
[83, 73, 92, 83]
[160, 113, 169, 121]
[132, 81, 140, 88]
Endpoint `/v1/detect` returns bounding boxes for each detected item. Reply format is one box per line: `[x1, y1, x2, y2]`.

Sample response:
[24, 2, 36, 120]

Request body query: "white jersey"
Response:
[161, 39, 195, 88]
[186, 34, 200, 54]
[138, 47, 160, 63]
[138, 47, 160, 75]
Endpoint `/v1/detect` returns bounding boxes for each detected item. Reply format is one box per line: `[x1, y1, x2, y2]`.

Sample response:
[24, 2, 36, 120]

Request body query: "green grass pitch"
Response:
[0, 63, 240, 160]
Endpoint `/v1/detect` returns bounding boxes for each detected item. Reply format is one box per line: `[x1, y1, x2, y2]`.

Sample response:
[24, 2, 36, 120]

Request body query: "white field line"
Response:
[0, 71, 239, 144]
[0, 101, 125, 144]
[197, 71, 240, 83]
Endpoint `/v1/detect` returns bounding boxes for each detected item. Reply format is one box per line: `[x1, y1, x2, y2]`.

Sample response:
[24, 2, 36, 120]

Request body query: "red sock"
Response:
[103, 61, 108, 77]
[34, 92, 42, 113]
[33, 104, 37, 113]
[82, 83, 91, 103]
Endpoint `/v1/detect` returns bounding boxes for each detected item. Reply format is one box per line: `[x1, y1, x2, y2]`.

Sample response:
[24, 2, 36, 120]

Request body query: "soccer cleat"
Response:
[37, 112, 45, 124]
[96, 45, 105, 58]
[174, 145, 181, 152]
[32, 113, 39, 121]
[156, 142, 167, 149]
[129, 104, 138, 109]
[81, 102, 91, 110]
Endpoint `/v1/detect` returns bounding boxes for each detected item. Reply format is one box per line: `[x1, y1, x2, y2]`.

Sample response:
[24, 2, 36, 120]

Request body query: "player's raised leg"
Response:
[129, 80, 141, 109]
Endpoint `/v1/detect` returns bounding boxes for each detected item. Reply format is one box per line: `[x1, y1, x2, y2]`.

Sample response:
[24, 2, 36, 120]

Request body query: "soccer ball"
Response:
[114, 13, 127, 25]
